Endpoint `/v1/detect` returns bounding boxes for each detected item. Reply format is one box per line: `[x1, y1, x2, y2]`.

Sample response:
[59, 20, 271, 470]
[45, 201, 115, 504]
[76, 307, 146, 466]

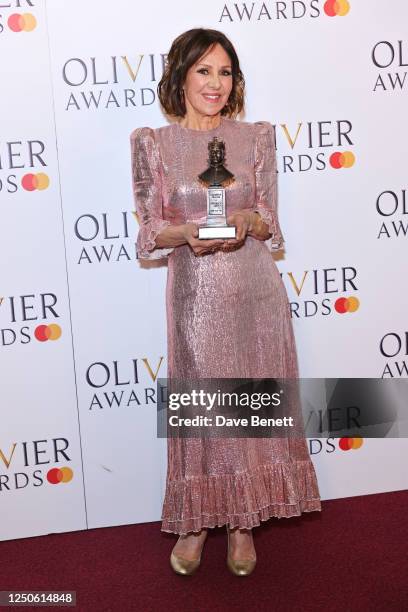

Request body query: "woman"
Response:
[130, 28, 321, 576]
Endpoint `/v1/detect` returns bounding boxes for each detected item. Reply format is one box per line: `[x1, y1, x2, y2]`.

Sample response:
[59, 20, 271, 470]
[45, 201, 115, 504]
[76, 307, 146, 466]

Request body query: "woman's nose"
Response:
[207, 73, 222, 89]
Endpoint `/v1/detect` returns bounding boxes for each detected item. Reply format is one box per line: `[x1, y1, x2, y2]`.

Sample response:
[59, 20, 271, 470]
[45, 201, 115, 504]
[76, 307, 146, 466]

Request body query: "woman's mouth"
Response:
[202, 94, 222, 103]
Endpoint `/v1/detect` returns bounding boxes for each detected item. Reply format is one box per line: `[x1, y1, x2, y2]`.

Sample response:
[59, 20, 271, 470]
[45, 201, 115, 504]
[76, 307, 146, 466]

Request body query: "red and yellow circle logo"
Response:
[34, 324, 62, 342]
[339, 437, 363, 450]
[8, 13, 37, 32]
[324, 0, 350, 16]
[47, 467, 73, 484]
[329, 151, 355, 169]
[21, 173, 50, 191]
[334, 296, 360, 314]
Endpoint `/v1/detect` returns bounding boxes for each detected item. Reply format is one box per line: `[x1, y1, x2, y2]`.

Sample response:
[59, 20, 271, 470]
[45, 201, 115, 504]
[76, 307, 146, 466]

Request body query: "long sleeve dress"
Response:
[130, 116, 321, 535]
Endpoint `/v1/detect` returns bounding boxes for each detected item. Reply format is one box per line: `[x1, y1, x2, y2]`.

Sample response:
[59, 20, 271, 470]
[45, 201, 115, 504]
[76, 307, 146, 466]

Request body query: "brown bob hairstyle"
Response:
[158, 28, 245, 118]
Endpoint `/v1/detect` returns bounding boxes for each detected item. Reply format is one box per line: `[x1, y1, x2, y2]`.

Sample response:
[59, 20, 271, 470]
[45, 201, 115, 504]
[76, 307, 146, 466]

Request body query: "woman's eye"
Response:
[197, 69, 232, 76]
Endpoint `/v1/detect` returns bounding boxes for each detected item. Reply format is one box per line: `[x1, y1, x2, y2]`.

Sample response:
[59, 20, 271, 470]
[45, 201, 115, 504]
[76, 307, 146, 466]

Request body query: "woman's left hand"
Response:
[213, 211, 251, 252]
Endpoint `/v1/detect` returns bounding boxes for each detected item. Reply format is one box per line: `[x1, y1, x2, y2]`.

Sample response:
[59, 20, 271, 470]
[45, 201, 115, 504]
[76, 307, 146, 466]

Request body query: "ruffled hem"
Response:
[255, 206, 285, 251]
[161, 460, 321, 535]
[136, 219, 174, 260]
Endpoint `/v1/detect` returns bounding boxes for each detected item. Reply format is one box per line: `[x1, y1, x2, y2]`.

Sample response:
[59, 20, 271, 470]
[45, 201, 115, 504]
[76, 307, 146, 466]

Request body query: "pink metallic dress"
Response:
[130, 116, 321, 534]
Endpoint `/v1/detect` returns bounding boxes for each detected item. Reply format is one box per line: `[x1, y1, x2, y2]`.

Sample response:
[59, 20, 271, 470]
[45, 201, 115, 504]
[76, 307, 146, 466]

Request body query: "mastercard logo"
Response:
[334, 296, 359, 314]
[339, 437, 363, 451]
[7, 13, 37, 32]
[21, 173, 50, 191]
[47, 467, 73, 484]
[329, 151, 355, 169]
[324, 0, 350, 16]
[34, 324, 62, 342]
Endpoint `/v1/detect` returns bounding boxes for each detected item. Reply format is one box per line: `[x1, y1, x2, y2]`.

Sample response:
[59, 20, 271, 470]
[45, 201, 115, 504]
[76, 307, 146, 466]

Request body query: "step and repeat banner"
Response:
[1, 0, 407, 541]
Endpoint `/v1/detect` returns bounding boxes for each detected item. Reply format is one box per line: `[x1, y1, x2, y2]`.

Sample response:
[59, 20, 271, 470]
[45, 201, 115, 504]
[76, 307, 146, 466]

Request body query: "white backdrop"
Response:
[1, 0, 407, 541]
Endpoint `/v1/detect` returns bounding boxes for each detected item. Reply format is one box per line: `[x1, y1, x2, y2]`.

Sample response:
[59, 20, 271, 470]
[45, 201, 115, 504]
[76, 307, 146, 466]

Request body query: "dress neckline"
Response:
[177, 115, 226, 134]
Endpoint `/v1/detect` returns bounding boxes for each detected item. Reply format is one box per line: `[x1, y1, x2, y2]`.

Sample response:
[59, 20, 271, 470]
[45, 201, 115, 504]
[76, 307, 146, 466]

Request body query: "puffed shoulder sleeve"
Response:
[130, 127, 174, 260]
[253, 121, 284, 251]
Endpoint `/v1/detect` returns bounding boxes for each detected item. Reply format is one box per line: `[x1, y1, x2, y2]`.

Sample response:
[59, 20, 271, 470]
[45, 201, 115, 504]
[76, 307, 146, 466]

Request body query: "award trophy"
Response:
[197, 137, 237, 239]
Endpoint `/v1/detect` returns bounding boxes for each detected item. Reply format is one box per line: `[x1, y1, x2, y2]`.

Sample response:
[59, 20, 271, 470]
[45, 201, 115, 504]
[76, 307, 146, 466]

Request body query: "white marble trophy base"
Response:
[198, 225, 236, 239]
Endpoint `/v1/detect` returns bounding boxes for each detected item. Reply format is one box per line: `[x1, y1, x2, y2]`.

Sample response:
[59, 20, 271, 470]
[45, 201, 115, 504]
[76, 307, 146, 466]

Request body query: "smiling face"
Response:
[182, 42, 233, 120]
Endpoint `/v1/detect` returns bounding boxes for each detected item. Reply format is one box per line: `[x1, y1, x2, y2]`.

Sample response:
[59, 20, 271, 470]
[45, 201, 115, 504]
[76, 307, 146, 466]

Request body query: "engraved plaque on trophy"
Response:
[197, 137, 237, 239]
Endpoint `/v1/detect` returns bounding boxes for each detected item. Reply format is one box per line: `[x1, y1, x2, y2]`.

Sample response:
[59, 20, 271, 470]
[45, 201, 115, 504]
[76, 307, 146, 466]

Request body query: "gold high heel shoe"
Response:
[170, 531, 207, 576]
[226, 526, 257, 576]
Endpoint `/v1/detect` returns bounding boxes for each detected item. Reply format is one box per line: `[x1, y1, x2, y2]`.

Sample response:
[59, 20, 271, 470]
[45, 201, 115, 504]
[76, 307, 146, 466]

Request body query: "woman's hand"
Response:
[215, 211, 253, 252]
[183, 223, 226, 257]
[227, 211, 249, 241]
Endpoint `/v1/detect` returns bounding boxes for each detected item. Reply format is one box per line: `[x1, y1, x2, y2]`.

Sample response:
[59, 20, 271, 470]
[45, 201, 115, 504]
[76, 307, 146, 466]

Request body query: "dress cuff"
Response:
[136, 218, 175, 260]
[255, 206, 285, 251]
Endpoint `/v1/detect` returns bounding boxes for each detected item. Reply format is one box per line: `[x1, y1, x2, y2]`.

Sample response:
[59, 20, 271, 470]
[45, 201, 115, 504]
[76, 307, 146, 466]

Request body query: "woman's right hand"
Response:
[183, 223, 226, 257]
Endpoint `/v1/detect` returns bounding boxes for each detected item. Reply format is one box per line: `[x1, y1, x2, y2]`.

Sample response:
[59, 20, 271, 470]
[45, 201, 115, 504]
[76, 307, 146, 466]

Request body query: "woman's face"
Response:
[182, 43, 233, 118]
